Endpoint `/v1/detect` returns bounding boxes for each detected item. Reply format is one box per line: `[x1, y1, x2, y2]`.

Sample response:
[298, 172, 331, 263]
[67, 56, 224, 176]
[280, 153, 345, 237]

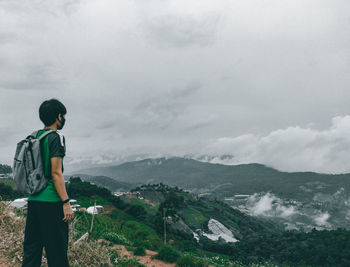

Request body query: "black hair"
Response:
[39, 99, 67, 126]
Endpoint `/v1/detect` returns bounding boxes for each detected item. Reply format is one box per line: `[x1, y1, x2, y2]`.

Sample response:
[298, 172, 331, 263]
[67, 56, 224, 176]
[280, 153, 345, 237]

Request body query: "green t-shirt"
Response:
[28, 129, 66, 202]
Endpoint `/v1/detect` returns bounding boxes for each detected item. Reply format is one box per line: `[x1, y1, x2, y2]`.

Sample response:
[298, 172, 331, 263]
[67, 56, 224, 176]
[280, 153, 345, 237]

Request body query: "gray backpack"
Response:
[13, 130, 55, 195]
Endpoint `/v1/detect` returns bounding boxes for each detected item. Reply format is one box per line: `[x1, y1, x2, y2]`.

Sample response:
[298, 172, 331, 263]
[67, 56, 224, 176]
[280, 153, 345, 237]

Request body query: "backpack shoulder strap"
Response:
[37, 130, 56, 141]
[27, 130, 40, 140]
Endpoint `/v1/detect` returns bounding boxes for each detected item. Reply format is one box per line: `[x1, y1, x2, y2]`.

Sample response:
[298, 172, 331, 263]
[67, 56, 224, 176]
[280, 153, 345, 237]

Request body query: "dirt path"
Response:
[114, 245, 175, 267]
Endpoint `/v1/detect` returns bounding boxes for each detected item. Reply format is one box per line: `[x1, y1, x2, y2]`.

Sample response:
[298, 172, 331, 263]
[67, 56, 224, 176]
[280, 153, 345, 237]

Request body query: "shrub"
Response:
[176, 255, 209, 267]
[104, 232, 129, 245]
[0, 182, 24, 200]
[156, 246, 180, 263]
[177, 255, 197, 267]
[133, 246, 146, 256]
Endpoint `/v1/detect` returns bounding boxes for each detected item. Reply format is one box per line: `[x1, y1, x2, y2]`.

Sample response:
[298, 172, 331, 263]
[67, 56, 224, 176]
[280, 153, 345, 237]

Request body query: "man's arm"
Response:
[51, 157, 74, 222]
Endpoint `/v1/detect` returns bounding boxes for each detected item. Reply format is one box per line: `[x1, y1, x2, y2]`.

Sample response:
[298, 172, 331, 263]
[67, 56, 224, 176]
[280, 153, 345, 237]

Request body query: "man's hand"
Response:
[63, 202, 74, 222]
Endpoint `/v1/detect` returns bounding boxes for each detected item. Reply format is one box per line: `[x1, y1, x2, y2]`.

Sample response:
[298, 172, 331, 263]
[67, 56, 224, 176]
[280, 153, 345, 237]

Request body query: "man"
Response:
[22, 99, 74, 267]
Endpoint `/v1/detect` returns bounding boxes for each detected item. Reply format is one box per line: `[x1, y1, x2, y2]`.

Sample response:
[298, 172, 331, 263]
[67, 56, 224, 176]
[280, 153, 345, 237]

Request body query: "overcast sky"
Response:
[1, 0, 350, 173]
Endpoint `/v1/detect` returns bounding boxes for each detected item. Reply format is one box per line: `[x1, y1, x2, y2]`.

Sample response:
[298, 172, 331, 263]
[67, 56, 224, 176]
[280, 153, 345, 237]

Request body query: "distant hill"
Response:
[73, 157, 350, 202]
[0, 164, 12, 174]
[66, 174, 133, 192]
[0, 178, 24, 200]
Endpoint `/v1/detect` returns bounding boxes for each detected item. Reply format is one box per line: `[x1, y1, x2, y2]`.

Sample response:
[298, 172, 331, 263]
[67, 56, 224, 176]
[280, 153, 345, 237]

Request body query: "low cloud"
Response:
[247, 192, 298, 218]
[201, 116, 350, 174]
[313, 212, 331, 227]
[244, 192, 339, 230]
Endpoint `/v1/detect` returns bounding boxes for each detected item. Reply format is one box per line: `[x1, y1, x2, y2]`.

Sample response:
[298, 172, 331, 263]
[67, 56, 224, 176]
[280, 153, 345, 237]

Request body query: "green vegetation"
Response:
[128, 197, 158, 214]
[133, 246, 146, 256]
[0, 164, 12, 174]
[176, 254, 208, 267]
[0, 178, 25, 200]
[232, 228, 350, 266]
[104, 232, 130, 245]
[76, 195, 110, 207]
[69, 178, 350, 266]
[181, 206, 207, 228]
[67, 177, 163, 251]
[3, 174, 350, 266]
[0, 178, 16, 187]
[156, 246, 180, 263]
[73, 211, 119, 239]
[69, 174, 133, 192]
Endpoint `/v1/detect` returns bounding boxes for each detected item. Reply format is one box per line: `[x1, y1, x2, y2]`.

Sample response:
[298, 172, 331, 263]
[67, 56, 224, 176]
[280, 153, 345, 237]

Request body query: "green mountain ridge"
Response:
[71, 157, 350, 232]
[72, 157, 350, 202]
[65, 173, 134, 192]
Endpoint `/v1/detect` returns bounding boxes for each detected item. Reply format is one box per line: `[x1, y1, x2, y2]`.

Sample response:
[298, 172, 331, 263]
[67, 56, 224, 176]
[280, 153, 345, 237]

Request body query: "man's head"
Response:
[39, 99, 67, 130]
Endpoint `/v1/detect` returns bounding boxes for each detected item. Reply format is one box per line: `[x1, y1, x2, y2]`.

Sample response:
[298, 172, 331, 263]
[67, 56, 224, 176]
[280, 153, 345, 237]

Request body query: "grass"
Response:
[109, 209, 136, 221]
[128, 197, 158, 214]
[0, 178, 16, 188]
[181, 206, 207, 229]
[179, 191, 196, 202]
[73, 211, 120, 240]
[75, 195, 110, 208]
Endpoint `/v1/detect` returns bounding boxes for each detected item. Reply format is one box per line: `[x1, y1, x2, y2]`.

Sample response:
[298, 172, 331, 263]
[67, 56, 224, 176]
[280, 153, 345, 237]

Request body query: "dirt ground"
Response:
[114, 244, 176, 267]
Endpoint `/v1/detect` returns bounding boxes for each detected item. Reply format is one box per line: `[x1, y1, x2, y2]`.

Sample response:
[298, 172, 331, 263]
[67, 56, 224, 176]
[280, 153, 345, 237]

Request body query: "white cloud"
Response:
[248, 193, 275, 216]
[246, 192, 298, 218]
[313, 212, 330, 227]
[243, 190, 350, 230]
[201, 116, 350, 173]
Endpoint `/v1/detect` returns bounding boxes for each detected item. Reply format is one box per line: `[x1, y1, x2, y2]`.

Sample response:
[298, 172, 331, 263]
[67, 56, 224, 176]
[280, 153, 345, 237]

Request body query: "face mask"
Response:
[58, 116, 66, 130]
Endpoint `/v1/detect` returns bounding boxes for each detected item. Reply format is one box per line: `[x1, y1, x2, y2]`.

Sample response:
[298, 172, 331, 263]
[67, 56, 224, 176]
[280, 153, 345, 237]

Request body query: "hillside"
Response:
[66, 173, 134, 192]
[2, 177, 350, 266]
[125, 184, 283, 242]
[72, 157, 350, 231]
[65, 178, 350, 266]
[1, 177, 280, 267]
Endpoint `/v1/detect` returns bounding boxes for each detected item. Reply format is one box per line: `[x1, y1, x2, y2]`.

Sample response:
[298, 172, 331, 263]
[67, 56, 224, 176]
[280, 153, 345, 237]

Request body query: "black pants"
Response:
[22, 201, 69, 267]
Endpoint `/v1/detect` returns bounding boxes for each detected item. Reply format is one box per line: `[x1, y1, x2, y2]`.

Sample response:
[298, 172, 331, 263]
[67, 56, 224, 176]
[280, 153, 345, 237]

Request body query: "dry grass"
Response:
[69, 240, 113, 267]
[0, 201, 26, 267]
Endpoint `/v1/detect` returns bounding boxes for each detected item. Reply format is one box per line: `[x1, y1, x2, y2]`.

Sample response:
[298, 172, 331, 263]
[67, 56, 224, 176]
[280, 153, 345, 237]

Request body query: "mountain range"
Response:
[70, 157, 350, 231]
[71, 157, 350, 200]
